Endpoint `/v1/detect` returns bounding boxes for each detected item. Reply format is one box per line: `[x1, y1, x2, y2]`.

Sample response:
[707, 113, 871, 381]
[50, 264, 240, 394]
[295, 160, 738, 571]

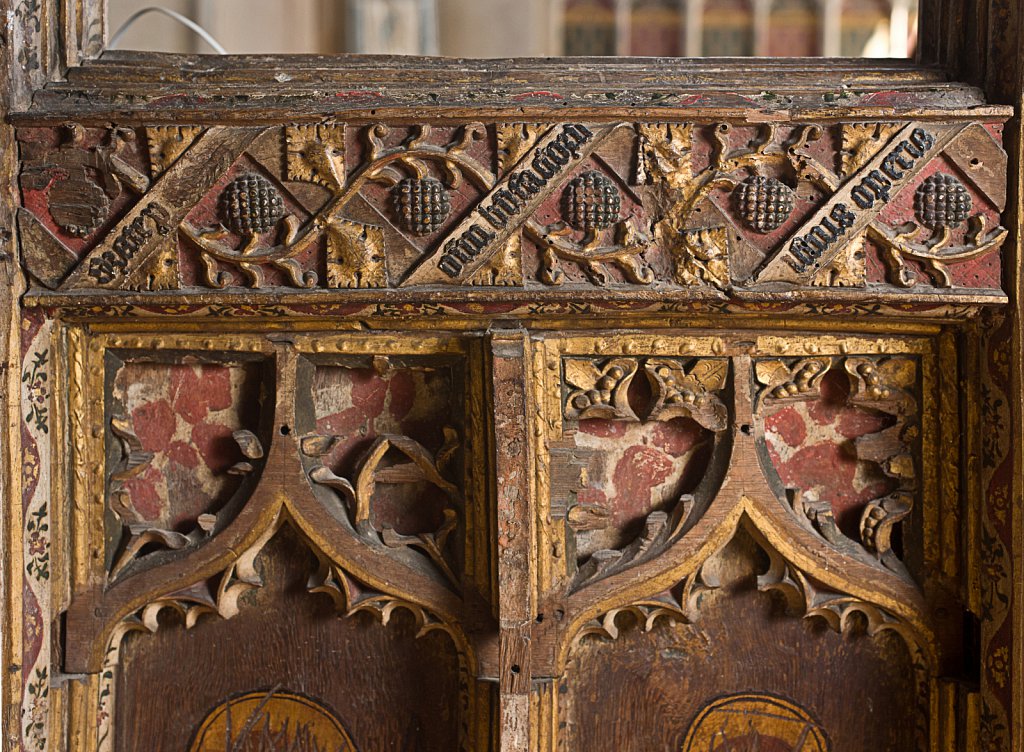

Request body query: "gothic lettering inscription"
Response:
[403, 123, 613, 285]
[13, 118, 1006, 294]
[65, 127, 263, 290]
[88, 203, 171, 283]
[756, 122, 961, 283]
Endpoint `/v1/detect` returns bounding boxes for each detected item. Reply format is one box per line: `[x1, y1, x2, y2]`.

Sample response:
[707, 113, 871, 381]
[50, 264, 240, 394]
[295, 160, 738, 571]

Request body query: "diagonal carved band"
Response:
[401, 123, 617, 286]
[755, 122, 966, 284]
[63, 127, 265, 291]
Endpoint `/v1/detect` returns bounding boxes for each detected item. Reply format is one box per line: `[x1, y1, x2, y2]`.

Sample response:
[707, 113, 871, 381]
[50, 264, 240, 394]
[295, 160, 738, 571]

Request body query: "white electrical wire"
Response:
[108, 6, 227, 54]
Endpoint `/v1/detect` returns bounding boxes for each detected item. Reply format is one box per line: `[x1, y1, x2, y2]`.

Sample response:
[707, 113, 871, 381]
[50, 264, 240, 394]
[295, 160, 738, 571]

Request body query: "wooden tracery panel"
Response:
[534, 332, 941, 751]
[5, 51, 1019, 752]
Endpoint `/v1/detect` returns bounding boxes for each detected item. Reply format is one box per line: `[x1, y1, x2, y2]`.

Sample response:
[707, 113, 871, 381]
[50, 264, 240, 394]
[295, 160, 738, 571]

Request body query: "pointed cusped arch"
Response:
[65, 341, 467, 675]
[95, 509, 475, 752]
[560, 354, 936, 672]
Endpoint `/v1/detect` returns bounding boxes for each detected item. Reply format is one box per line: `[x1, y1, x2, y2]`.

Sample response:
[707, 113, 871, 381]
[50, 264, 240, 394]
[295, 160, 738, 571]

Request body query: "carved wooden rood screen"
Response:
[5, 16, 1024, 750]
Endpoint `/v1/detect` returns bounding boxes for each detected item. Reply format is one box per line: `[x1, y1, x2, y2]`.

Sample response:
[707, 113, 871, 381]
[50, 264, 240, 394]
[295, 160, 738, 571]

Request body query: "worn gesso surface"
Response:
[2, 38, 1022, 752]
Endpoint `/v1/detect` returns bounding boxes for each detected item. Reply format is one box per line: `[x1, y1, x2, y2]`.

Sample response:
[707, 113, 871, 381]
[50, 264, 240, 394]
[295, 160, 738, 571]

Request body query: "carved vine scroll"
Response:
[16, 72, 1006, 751]
[15, 115, 1008, 298]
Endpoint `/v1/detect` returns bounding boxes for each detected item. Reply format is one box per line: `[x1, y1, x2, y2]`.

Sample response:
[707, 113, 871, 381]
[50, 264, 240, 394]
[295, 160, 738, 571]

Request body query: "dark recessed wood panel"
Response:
[564, 533, 919, 752]
[115, 526, 462, 751]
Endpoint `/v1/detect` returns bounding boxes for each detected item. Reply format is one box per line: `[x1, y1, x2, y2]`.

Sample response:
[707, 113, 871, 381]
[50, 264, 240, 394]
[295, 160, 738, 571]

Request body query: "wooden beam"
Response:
[489, 330, 537, 752]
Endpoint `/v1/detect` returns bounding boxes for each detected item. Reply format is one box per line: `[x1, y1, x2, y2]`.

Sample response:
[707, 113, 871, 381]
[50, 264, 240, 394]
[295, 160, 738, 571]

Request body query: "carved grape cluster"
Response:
[563, 171, 620, 232]
[734, 175, 795, 233]
[393, 177, 451, 235]
[914, 173, 971, 230]
[855, 362, 891, 399]
[654, 364, 709, 408]
[570, 364, 626, 411]
[769, 360, 823, 399]
[219, 174, 285, 236]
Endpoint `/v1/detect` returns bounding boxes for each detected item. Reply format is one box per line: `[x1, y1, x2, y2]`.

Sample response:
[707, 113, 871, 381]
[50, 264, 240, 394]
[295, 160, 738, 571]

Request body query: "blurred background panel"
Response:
[108, 0, 917, 57]
[109, 0, 341, 53]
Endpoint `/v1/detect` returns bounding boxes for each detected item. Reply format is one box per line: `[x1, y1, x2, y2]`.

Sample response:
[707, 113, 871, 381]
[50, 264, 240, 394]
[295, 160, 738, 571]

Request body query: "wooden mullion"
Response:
[489, 329, 538, 752]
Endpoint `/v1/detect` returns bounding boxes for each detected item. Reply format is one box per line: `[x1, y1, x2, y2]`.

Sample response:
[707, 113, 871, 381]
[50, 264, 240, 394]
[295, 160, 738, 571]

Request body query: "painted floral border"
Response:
[980, 310, 1013, 751]
[19, 310, 51, 751]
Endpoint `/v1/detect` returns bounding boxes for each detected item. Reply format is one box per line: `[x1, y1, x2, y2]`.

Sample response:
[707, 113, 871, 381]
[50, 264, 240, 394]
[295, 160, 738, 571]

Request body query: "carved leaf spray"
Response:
[304, 429, 463, 588]
[183, 123, 493, 289]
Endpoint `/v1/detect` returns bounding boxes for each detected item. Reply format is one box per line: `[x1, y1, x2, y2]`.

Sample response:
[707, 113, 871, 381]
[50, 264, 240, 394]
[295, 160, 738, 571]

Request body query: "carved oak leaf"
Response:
[669, 226, 730, 290]
[324, 218, 387, 289]
[145, 125, 202, 177]
[687, 359, 729, 391]
[496, 123, 546, 171]
[840, 122, 902, 178]
[576, 509, 673, 586]
[573, 549, 623, 585]
[637, 123, 693, 188]
[127, 239, 180, 292]
[468, 233, 523, 286]
[563, 359, 602, 391]
[286, 123, 346, 188]
[810, 234, 866, 287]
